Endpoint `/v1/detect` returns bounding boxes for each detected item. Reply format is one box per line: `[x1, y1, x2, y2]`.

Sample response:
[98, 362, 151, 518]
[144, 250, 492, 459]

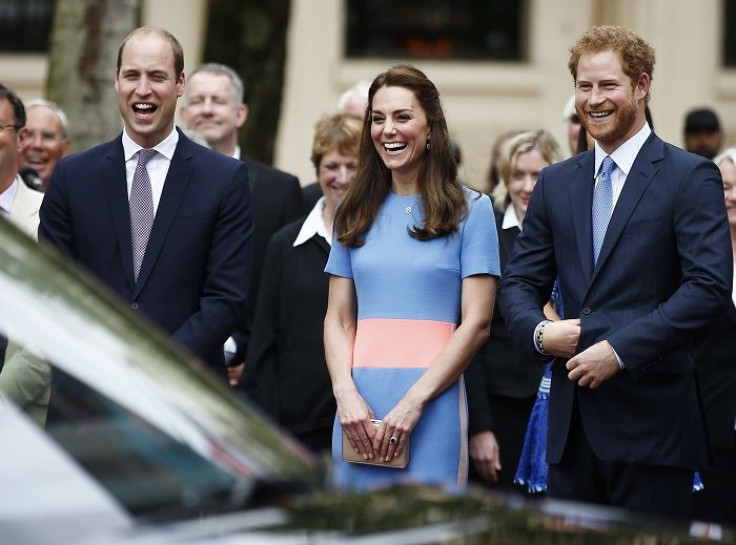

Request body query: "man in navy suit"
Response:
[499, 26, 732, 519]
[39, 27, 253, 381]
[179, 63, 302, 385]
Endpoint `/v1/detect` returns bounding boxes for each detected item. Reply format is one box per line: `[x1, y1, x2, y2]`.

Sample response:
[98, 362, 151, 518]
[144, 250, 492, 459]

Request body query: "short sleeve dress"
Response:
[325, 187, 500, 490]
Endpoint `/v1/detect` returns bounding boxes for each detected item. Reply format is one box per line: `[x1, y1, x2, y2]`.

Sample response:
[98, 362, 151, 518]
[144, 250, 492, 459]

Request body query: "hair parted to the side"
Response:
[568, 25, 655, 102]
[335, 64, 467, 247]
[25, 99, 69, 138]
[311, 112, 363, 174]
[0, 83, 25, 128]
[189, 63, 245, 103]
[492, 129, 564, 211]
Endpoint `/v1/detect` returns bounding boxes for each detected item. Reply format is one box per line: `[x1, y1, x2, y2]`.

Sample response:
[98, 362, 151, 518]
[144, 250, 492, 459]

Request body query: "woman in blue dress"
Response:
[324, 65, 500, 490]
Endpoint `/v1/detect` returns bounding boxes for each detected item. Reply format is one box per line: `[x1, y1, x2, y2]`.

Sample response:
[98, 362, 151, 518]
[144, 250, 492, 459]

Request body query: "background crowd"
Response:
[0, 22, 733, 531]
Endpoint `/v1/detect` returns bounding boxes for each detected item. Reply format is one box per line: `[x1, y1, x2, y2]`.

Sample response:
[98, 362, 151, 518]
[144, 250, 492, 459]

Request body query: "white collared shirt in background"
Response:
[294, 196, 331, 247]
[501, 202, 522, 232]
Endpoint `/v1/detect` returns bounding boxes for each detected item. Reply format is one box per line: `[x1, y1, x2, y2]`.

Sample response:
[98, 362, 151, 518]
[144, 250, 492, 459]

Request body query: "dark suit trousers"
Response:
[692, 443, 736, 525]
[548, 390, 694, 521]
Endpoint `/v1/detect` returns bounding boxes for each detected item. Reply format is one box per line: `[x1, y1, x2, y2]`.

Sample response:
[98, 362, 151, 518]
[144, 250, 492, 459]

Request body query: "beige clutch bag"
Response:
[341, 419, 409, 469]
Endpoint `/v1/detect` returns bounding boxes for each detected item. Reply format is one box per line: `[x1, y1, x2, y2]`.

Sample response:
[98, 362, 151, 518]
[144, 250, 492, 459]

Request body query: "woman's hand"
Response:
[469, 430, 502, 483]
[336, 388, 377, 460]
[373, 395, 424, 462]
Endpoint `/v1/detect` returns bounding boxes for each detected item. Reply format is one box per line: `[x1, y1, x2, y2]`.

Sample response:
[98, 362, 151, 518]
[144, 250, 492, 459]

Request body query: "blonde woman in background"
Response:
[466, 129, 563, 490]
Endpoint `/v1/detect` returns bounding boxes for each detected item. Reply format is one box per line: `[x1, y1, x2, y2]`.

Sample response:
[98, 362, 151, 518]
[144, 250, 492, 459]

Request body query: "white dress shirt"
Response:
[122, 126, 179, 216]
[0, 177, 18, 219]
[593, 122, 652, 204]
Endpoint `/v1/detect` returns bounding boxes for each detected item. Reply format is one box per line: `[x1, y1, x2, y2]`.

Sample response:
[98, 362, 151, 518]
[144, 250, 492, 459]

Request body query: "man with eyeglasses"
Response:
[19, 99, 70, 192]
[0, 84, 50, 424]
[0, 84, 42, 239]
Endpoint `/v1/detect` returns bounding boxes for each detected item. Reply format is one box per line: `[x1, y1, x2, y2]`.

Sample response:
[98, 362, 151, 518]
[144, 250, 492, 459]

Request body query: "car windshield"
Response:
[0, 218, 319, 521]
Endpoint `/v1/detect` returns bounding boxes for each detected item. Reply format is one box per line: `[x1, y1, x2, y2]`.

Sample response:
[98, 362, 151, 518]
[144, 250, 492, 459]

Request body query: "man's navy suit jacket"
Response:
[499, 133, 732, 470]
[39, 129, 254, 375]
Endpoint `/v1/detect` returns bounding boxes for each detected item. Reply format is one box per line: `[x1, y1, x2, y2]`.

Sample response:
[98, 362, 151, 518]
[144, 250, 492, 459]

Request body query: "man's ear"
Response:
[16, 127, 27, 151]
[236, 104, 249, 129]
[635, 72, 650, 102]
[176, 72, 186, 98]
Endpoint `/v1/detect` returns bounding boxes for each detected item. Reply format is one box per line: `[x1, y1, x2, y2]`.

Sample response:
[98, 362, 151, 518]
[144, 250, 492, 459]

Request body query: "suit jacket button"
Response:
[131, 302, 140, 310]
[582, 307, 592, 315]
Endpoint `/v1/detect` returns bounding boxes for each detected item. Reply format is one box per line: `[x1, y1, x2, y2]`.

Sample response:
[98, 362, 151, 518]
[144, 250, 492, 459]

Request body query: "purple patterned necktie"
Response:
[592, 155, 616, 266]
[130, 148, 157, 281]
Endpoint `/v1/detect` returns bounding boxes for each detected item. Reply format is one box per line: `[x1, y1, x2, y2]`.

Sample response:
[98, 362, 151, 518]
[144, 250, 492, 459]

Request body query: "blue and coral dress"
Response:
[326, 188, 500, 490]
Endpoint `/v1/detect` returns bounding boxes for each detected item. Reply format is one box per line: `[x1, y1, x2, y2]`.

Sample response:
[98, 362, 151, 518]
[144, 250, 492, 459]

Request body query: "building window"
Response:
[725, 0, 736, 67]
[345, 0, 527, 62]
[0, 0, 55, 53]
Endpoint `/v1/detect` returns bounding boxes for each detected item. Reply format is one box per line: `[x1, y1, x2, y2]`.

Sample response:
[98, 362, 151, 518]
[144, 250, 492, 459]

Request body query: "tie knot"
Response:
[137, 148, 157, 166]
[599, 156, 616, 179]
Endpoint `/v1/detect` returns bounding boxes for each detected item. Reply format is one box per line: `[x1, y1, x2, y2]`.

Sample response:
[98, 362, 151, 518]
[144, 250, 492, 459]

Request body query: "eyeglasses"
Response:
[0, 122, 20, 132]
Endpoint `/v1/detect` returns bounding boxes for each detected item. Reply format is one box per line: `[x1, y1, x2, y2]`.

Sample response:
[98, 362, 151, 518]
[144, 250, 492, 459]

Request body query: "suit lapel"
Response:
[568, 151, 596, 283]
[591, 133, 662, 282]
[102, 137, 136, 291]
[134, 130, 194, 295]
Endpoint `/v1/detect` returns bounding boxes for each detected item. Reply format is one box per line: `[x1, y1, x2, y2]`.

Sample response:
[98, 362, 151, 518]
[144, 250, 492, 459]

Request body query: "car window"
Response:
[0, 218, 319, 521]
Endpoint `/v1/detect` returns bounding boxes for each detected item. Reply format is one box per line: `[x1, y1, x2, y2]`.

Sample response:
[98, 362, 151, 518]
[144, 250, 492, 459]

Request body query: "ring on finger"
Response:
[389, 436, 398, 445]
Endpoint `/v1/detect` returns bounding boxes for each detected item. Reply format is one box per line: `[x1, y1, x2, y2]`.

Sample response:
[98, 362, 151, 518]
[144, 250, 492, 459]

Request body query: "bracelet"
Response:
[534, 320, 552, 355]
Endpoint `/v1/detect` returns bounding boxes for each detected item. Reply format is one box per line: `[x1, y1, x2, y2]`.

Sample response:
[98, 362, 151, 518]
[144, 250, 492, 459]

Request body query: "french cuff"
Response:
[224, 336, 238, 366]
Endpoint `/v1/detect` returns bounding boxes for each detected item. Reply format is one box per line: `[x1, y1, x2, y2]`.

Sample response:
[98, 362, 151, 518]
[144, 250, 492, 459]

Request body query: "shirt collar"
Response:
[594, 122, 652, 177]
[501, 202, 522, 231]
[122, 125, 179, 161]
[231, 146, 241, 160]
[294, 196, 331, 247]
[0, 176, 19, 218]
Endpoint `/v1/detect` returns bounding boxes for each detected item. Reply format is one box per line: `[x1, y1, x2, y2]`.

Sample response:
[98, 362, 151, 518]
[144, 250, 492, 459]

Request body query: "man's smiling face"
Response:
[115, 32, 184, 148]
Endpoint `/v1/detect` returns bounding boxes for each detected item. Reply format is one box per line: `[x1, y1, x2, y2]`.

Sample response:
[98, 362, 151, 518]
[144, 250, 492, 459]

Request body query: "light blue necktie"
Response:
[592, 156, 616, 265]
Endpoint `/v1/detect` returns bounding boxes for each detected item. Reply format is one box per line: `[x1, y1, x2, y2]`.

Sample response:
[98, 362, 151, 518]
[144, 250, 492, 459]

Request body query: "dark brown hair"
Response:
[0, 83, 25, 127]
[335, 64, 466, 247]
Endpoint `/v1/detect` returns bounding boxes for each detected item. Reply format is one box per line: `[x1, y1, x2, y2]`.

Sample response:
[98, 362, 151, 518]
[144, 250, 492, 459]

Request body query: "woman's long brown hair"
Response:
[335, 65, 467, 247]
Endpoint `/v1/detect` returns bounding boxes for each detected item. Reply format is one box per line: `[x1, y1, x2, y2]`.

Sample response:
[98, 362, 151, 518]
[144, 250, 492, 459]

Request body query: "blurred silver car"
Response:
[0, 216, 731, 545]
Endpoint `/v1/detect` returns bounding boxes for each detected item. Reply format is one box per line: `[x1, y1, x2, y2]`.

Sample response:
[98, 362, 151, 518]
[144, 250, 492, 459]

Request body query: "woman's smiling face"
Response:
[370, 85, 430, 183]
